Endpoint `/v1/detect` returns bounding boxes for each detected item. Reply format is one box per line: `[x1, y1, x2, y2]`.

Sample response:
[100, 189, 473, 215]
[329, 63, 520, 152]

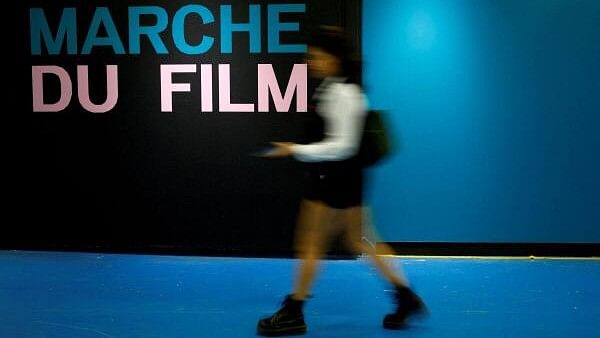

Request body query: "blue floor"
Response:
[1, 251, 599, 338]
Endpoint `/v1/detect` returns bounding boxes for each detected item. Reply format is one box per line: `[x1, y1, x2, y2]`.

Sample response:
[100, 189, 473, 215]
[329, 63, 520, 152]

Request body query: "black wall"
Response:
[7, 0, 361, 256]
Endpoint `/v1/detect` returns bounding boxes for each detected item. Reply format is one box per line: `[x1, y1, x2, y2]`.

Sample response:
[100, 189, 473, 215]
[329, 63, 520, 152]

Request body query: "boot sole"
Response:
[383, 306, 429, 330]
[383, 321, 406, 330]
[257, 325, 307, 337]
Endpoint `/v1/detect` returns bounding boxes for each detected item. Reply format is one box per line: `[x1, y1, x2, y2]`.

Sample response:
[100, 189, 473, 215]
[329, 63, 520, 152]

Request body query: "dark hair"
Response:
[308, 26, 361, 84]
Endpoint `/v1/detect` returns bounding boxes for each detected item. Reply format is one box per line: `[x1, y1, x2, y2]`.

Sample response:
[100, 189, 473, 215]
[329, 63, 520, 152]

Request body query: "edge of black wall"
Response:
[0, 242, 297, 259]
[380, 242, 600, 258]
[2, 242, 598, 258]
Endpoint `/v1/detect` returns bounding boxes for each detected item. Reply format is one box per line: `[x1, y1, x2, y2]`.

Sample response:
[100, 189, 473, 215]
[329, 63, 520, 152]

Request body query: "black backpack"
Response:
[357, 110, 393, 167]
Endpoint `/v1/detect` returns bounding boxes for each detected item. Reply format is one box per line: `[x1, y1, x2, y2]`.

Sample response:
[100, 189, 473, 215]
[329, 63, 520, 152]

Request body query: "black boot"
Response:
[257, 295, 307, 336]
[383, 285, 427, 329]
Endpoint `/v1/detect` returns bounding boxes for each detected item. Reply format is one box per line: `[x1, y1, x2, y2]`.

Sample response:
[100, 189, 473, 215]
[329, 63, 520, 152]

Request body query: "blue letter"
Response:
[220, 5, 261, 53]
[172, 5, 215, 54]
[268, 4, 307, 53]
[81, 7, 125, 55]
[30, 8, 77, 55]
[129, 6, 168, 54]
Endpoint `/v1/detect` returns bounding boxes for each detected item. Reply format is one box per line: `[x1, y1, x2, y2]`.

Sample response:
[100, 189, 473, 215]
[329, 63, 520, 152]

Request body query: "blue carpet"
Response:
[1, 251, 598, 338]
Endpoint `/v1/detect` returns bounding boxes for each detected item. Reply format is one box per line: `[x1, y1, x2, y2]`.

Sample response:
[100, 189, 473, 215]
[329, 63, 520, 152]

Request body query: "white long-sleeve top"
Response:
[291, 78, 367, 162]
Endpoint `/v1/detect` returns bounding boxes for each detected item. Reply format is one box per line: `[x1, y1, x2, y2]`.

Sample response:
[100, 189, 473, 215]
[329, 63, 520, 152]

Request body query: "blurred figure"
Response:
[257, 26, 426, 336]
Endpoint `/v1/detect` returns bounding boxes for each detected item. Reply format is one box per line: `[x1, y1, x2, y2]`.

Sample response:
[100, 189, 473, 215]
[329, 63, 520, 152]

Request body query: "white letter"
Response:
[160, 64, 196, 112]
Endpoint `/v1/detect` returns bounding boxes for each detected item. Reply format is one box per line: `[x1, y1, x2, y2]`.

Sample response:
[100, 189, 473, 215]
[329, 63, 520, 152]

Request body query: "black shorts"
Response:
[303, 160, 364, 209]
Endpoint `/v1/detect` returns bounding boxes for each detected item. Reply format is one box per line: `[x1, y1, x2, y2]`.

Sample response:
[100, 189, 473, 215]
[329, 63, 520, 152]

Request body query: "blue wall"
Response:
[363, 0, 600, 243]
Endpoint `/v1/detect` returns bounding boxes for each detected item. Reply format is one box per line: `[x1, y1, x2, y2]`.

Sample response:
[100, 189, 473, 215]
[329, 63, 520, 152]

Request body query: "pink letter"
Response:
[258, 64, 307, 112]
[200, 64, 213, 112]
[160, 64, 197, 112]
[218, 64, 254, 112]
[32, 66, 72, 112]
[77, 65, 119, 113]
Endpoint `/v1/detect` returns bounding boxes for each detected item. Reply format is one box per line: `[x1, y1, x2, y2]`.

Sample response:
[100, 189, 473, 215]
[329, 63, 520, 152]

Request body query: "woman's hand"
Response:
[265, 142, 295, 157]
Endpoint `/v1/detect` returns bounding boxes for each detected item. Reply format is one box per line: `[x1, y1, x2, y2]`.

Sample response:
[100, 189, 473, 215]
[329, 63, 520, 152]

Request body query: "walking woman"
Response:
[257, 27, 426, 336]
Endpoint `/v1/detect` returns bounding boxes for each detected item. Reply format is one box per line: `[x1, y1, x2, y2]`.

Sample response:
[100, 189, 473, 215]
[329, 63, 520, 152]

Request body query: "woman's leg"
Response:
[257, 200, 341, 336]
[292, 199, 338, 300]
[340, 206, 427, 329]
[341, 206, 408, 287]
